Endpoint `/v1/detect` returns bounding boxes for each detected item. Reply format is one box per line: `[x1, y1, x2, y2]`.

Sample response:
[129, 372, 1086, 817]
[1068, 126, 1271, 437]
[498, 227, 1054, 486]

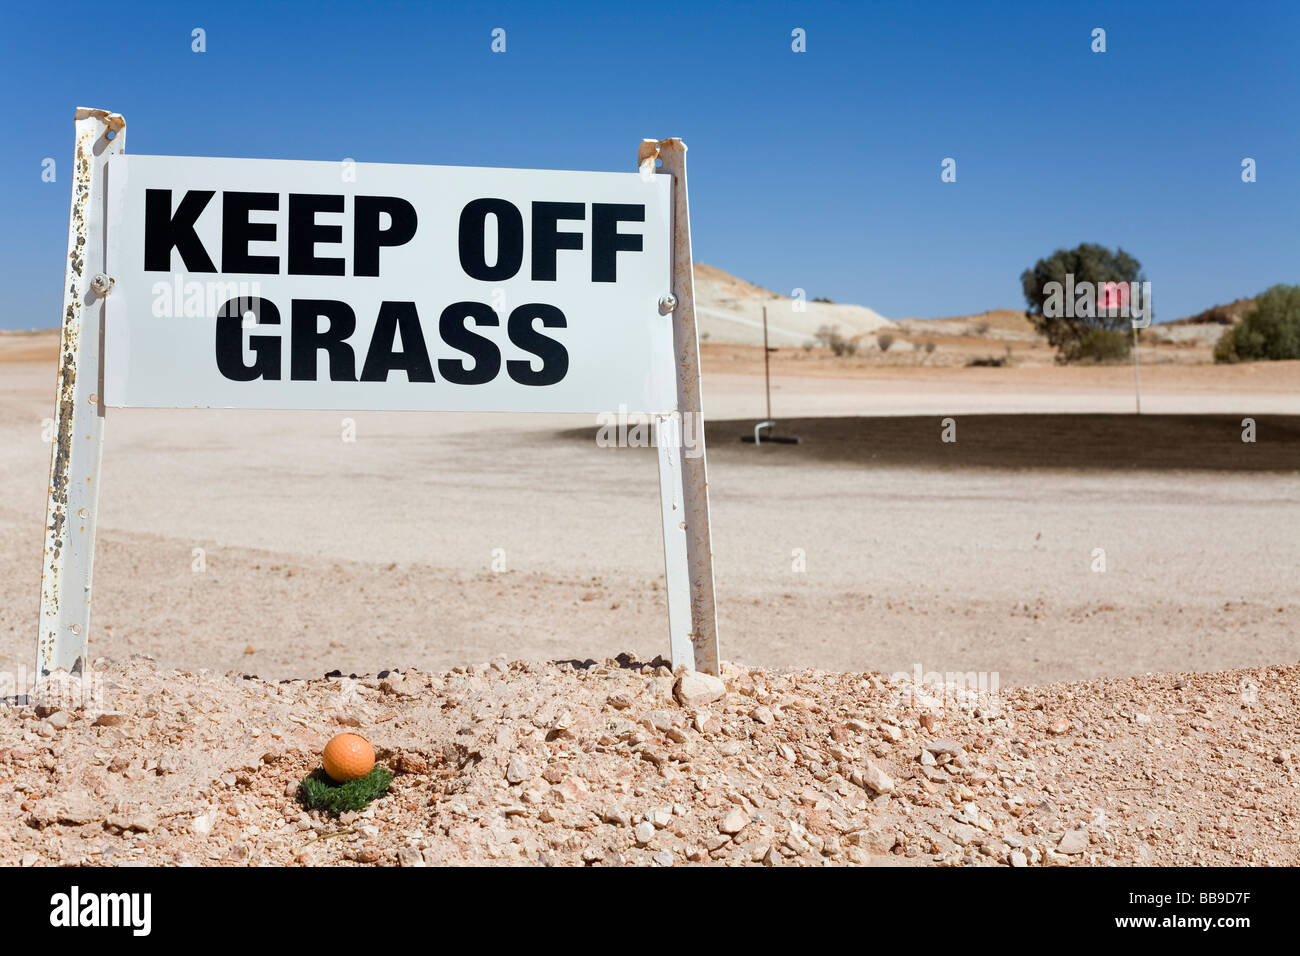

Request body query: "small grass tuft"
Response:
[299, 766, 393, 814]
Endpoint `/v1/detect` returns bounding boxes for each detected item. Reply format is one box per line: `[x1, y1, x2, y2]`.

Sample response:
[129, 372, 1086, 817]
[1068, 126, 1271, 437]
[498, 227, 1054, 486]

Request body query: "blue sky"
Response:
[2, 0, 1296, 329]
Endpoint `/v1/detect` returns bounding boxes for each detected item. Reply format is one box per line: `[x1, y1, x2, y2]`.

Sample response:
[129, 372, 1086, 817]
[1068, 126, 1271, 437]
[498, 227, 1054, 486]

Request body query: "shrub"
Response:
[1214, 285, 1300, 363]
[1067, 328, 1131, 364]
[814, 324, 859, 356]
[877, 333, 895, 352]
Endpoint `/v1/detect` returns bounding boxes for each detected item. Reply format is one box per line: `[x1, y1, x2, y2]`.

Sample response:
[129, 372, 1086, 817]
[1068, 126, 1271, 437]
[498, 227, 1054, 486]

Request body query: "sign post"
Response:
[37, 108, 125, 680]
[640, 139, 720, 675]
[37, 112, 721, 679]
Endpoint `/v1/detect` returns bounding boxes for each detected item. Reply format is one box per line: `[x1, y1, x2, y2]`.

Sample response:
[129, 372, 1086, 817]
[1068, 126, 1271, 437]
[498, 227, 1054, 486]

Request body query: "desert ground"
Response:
[1, 327, 1296, 685]
[0, 294, 1297, 866]
[3, 658, 1295, 867]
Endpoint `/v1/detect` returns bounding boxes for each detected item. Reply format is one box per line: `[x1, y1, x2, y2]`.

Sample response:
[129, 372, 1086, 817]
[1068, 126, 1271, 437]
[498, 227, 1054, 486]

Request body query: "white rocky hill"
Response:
[692, 264, 894, 346]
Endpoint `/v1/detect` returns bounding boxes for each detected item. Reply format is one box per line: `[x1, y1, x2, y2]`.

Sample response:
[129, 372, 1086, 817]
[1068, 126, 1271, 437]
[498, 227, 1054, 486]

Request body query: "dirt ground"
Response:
[1, 331, 1297, 688]
[1, 328, 1297, 866]
[2, 657, 1295, 867]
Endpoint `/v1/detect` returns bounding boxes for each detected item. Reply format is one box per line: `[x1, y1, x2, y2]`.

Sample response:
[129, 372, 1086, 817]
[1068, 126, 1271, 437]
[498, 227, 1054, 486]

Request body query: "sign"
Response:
[36, 109, 719, 684]
[103, 156, 676, 413]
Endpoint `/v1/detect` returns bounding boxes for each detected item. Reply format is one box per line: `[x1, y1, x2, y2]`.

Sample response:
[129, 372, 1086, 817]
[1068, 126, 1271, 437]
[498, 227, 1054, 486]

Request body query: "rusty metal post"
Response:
[639, 138, 720, 674]
[36, 108, 125, 680]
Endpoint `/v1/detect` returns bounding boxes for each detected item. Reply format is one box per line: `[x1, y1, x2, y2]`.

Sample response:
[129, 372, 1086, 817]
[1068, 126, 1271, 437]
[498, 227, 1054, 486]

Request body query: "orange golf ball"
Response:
[322, 733, 375, 782]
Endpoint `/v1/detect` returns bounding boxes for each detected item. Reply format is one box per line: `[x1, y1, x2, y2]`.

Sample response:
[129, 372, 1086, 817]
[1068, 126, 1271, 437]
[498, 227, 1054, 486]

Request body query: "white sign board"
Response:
[38, 113, 717, 684]
[103, 156, 677, 413]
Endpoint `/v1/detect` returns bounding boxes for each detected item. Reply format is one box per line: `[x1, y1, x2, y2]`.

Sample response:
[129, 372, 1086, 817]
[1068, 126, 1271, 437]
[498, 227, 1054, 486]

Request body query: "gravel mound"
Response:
[2, 655, 1295, 866]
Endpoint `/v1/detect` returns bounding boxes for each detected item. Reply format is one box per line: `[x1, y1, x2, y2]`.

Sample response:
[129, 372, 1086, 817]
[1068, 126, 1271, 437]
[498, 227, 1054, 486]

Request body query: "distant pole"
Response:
[1131, 323, 1142, 415]
[742, 305, 799, 444]
[762, 305, 772, 421]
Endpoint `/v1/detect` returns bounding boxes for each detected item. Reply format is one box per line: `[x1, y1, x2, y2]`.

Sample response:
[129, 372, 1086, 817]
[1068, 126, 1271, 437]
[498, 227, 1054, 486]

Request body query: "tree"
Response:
[1021, 243, 1146, 362]
[1214, 284, 1300, 362]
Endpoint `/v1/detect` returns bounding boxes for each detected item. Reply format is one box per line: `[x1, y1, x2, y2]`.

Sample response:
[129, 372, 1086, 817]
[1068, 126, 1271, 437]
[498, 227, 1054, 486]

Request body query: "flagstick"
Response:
[762, 306, 772, 422]
[1132, 324, 1142, 415]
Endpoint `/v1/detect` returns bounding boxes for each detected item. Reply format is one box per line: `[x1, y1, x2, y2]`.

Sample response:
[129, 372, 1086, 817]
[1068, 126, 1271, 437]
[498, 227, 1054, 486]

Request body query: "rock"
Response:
[862, 762, 895, 795]
[106, 812, 156, 833]
[1009, 850, 1028, 867]
[397, 846, 425, 867]
[750, 706, 774, 725]
[601, 806, 631, 827]
[847, 828, 897, 854]
[634, 821, 655, 845]
[31, 798, 100, 828]
[674, 670, 726, 708]
[920, 749, 937, 767]
[379, 675, 411, 696]
[1057, 830, 1088, 855]
[946, 823, 979, 847]
[44, 711, 73, 731]
[555, 776, 591, 803]
[880, 724, 903, 743]
[506, 755, 530, 785]
[1048, 718, 1071, 735]
[156, 754, 182, 775]
[923, 738, 964, 757]
[719, 807, 750, 835]
[392, 751, 430, 775]
[640, 710, 680, 733]
[652, 850, 674, 866]
[61, 800, 103, 826]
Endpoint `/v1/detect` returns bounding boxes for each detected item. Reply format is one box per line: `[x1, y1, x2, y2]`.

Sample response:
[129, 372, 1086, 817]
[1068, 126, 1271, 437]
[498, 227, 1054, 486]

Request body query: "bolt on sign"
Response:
[38, 108, 719, 681]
